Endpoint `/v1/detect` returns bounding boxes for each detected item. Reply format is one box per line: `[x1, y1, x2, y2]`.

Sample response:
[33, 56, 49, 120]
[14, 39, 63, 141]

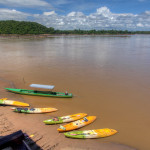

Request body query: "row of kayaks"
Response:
[43, 114, 117, 138]
[1, 100, 118, 139]
[10, 109, 117, 139]
[2, 84, 118, 139]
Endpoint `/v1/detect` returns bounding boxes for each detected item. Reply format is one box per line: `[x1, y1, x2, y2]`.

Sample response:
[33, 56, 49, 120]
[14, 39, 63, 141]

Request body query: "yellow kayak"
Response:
[57, 116, 96, 132]
[0, 98, 29, 107]
[12, 107, 58, 113]
[64, 128, 118, 138]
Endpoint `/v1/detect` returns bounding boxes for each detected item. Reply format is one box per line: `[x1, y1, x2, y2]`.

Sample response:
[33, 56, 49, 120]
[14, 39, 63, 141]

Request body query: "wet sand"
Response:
[0, 78, 136, 150]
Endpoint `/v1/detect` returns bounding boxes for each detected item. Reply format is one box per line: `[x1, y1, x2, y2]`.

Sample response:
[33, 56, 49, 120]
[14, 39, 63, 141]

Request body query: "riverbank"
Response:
[0, 34, 132, 39]
[0, 34, 50, 39]
[0, 78, 136, 150]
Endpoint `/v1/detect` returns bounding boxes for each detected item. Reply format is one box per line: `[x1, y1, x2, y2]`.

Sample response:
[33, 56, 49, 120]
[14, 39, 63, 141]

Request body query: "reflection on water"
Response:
[1, 35, 150, 150]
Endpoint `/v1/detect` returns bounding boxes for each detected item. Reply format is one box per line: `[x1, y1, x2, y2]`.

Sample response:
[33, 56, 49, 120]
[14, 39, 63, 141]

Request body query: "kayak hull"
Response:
[64, 128, 118, 139]
[57, 116, 96, 132]
[12, 107, 57, 113]
[5, 88, 73, 98]
[0, 98, 29, 107]
[43, 113, 87, 124]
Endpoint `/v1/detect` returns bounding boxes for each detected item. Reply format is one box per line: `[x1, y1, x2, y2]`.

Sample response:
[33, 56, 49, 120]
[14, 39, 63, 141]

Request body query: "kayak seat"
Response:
[52, 92, 56, 95]
[30, 108, 35, 111]
[83, 117, 88, 122]
[23, 108, 28, 111]
[16, 108, 22, 112]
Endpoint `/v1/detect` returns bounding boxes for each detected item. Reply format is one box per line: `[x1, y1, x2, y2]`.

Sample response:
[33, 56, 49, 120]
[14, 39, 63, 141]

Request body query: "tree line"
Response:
[0, 20, 150, 35]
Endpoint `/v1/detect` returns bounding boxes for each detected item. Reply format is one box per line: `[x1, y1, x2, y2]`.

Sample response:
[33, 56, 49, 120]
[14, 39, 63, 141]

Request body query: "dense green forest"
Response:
[0, 20, 55, 34]
[0, 20, 150, 35]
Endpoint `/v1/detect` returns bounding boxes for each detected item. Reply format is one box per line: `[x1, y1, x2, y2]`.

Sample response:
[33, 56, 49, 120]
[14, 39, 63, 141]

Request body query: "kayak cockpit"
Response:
[33, 90, 57, 95]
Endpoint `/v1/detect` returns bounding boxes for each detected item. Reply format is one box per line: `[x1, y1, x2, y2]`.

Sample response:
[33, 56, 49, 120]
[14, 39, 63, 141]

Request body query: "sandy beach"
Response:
[0, 78, 136, 150]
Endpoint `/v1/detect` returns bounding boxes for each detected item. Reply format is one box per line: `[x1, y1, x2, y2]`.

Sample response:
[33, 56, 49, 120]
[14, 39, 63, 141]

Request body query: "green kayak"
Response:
[5, 88, 73, 98]
[43, 113, 87, 125]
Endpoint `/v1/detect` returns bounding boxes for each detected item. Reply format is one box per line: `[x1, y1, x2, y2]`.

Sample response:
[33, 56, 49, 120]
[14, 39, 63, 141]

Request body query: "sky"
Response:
[0, 0, 150, 31]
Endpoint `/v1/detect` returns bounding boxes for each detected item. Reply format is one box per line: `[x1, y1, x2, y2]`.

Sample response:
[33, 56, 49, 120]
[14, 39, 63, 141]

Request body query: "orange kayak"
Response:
[57, 116, 96, 132]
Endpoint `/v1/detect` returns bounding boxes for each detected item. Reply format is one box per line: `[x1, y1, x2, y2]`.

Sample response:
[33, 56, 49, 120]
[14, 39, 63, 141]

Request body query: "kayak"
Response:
[0, 98, 29, 107]
[64, 128, 118, 139]
[43, 113, 87, 124]
[57, 116, 96, 132]
[5, 88, 73, 98]
[12, 107, 57, 113]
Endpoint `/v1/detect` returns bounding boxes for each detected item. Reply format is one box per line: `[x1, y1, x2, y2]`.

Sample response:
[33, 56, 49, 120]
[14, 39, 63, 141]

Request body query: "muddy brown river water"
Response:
[0, 35, 150, 150]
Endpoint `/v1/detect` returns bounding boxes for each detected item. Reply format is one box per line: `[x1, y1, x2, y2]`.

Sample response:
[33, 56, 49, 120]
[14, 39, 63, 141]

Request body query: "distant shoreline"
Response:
[0, 34, 133, 39]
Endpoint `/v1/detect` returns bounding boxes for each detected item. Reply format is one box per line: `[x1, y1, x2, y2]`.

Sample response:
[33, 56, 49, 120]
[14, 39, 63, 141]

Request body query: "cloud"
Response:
[0, 6, 150, 30]
[0, 8, 29, 20]
[67, 12, 85, 17]
[43, 11, 56, 16]
[0, 0, 51, 7]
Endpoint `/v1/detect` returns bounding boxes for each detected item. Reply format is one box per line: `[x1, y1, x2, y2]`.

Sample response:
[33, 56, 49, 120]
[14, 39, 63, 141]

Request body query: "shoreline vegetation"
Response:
[0, 20, 150, 38]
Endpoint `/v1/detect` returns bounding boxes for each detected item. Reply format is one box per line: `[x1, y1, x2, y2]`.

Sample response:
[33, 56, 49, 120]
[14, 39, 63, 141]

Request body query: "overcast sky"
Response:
[0, 0, 150, 30]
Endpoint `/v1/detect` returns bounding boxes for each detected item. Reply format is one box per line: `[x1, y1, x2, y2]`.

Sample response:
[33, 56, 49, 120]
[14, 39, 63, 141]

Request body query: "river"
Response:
[0, 35, 150, 150]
